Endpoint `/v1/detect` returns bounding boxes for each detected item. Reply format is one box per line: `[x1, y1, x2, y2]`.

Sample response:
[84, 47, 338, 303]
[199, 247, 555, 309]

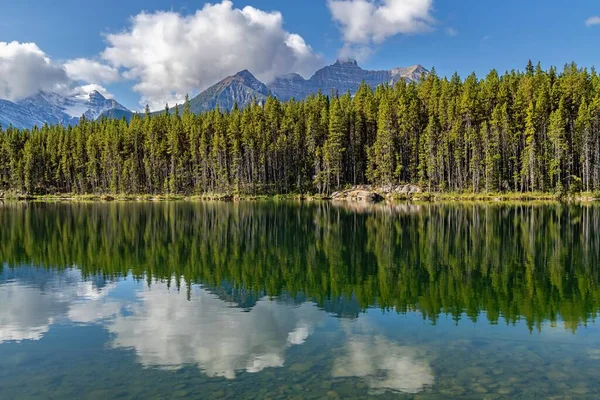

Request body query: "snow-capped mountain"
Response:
[0, 90, 130, 130]
[0, 99, 46, 130]
[1, 60, 427, 128]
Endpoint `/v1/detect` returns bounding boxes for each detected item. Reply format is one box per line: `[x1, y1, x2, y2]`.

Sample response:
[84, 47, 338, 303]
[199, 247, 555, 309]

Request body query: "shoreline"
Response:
[1, 191, 598, 203]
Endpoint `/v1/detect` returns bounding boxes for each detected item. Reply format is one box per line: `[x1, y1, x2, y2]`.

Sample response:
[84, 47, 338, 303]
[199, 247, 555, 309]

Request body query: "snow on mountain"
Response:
[1, 60, 427, 128]
[0, 90, 130, 130]
[0, 99, 46, 130]
[80, 90, 130, 120]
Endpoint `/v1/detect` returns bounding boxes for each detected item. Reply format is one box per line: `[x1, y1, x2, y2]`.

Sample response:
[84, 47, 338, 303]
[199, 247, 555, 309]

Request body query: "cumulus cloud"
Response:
[0, 282, 60, 342]
[586, 16, 600, 27]
[0, 41, 71, 100]
[327, 0, 435, 59]
[64, 58, 120, 84]
[100, 1, 322, 109]
[332, 321, 435, 394]
[0, 268, 114, 343]
[0, 41, 115, 102]
[105, 282, 325, 378]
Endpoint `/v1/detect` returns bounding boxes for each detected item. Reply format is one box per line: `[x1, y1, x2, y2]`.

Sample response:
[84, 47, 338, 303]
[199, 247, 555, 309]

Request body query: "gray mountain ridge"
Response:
[268, 58, 428, 101]
[0, 59, 427, 129]
[174, 59, 427, 114]
[174, 69, 271, 114]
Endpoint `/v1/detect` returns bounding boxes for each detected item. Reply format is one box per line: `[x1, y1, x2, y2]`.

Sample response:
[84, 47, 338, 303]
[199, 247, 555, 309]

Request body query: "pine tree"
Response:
[548, 101, 566, 190]
[323, 97, 345, 193]
[521, 102, 537, 191]
[368, 92, 396, 185]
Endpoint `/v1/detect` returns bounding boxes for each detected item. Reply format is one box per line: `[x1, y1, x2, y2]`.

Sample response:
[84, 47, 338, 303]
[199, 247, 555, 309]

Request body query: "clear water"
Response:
[1, 201, 600, 399]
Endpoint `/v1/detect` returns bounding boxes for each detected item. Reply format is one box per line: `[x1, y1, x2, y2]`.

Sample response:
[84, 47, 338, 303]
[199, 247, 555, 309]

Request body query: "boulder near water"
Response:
[331, 189, 384, 203]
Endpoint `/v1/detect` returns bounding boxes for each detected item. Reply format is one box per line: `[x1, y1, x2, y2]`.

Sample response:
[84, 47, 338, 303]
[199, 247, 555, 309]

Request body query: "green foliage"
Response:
[1, 62, 600, 195]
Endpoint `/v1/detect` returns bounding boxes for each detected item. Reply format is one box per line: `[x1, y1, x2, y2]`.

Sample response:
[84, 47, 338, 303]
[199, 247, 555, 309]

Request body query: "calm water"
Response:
[1, 201, 600, 399]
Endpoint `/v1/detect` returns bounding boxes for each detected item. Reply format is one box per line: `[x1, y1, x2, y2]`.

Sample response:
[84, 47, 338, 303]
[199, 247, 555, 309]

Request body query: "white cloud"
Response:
[0, 41, 115, 102]
[586, 16, 600, 27]
[332, 320, 435, 395]
[328, 0, 434, 43]
[100, 1, 322, 110]
[0, 41, 71, 100]
[327, 0, 434, 59]
[64, 58, 120, 84]
[0, 282, 58, 342]
[69, 84, 115, 100]
[0, 268, 114, 343]
[105, 282, 325, 378]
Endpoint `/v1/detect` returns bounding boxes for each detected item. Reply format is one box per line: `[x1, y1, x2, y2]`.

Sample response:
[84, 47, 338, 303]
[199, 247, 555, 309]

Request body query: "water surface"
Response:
[1, 201, 600, 399]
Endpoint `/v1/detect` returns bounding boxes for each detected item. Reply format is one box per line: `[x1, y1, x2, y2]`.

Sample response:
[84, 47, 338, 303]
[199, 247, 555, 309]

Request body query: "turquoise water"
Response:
[1, 202, 600, 399]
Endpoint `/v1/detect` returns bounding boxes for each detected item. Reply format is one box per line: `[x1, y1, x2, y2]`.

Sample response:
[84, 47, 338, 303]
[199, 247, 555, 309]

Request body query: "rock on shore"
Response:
[331, 185, 422, 203]
[331, 189, 384, 203]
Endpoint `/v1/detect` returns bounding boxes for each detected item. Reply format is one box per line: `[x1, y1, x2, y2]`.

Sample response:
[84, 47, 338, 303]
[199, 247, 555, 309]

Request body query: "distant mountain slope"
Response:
[0, 90, 130, 129]
[1, 60, 427, 126]
[184, 70, 270, 114]
[100, 108, 134, 122]
[169, 61, 426, 114]
[80, 91, 130, 120]
[0, 99, 45, 129]
[267, 59, 428, 101]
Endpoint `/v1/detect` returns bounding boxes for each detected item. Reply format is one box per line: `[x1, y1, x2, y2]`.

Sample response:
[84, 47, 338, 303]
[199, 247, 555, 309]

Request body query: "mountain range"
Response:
[268, 59, 427, 102]
[0, 90, 130, 130]
[177, 59, 427, 114]
[0, 59, 427, 129]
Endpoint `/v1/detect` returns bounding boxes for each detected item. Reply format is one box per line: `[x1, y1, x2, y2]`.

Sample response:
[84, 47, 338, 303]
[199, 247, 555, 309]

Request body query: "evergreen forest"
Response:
[2, 61, 600, 196]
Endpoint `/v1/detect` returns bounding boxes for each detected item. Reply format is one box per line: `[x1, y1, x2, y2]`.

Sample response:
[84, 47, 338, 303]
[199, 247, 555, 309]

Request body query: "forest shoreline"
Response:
[2, 190, 598, 203]
[4, 63, 600, 201]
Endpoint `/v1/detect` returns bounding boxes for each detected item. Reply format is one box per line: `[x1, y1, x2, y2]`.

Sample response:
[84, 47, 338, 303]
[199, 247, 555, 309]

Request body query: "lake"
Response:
[1, 201, 600, 399]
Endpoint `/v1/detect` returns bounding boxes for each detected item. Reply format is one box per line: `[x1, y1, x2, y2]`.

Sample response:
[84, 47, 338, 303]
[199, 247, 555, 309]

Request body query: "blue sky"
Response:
[1, 0, 599, 110]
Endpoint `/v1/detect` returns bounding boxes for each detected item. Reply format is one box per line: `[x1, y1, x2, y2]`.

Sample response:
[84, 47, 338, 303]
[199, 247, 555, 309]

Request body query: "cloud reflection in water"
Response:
[104, 282, 325, 379]
[1, 269, 435, 392]
[332, 321, 434, 394]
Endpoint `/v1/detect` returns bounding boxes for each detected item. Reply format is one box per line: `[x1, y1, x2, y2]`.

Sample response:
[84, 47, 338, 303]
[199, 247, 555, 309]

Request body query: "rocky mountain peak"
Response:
[275, 73, 306, 82]
[181, 69, 270, 114]
[268, 60, 428, 102]
[334, 58, 359, 67]
[88, 90, 105, 100]
[233, 69, 255, 81]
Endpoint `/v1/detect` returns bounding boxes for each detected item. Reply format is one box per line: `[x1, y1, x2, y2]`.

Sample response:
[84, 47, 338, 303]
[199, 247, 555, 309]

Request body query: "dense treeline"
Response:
[1, 61, 600, 195]
[2, 202, 600, 330]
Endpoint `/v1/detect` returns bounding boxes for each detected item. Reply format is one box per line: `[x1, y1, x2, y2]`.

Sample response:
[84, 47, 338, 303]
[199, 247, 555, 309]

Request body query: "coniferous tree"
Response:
[323, 97, 345, 193]
[2, 62, 600, 196]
